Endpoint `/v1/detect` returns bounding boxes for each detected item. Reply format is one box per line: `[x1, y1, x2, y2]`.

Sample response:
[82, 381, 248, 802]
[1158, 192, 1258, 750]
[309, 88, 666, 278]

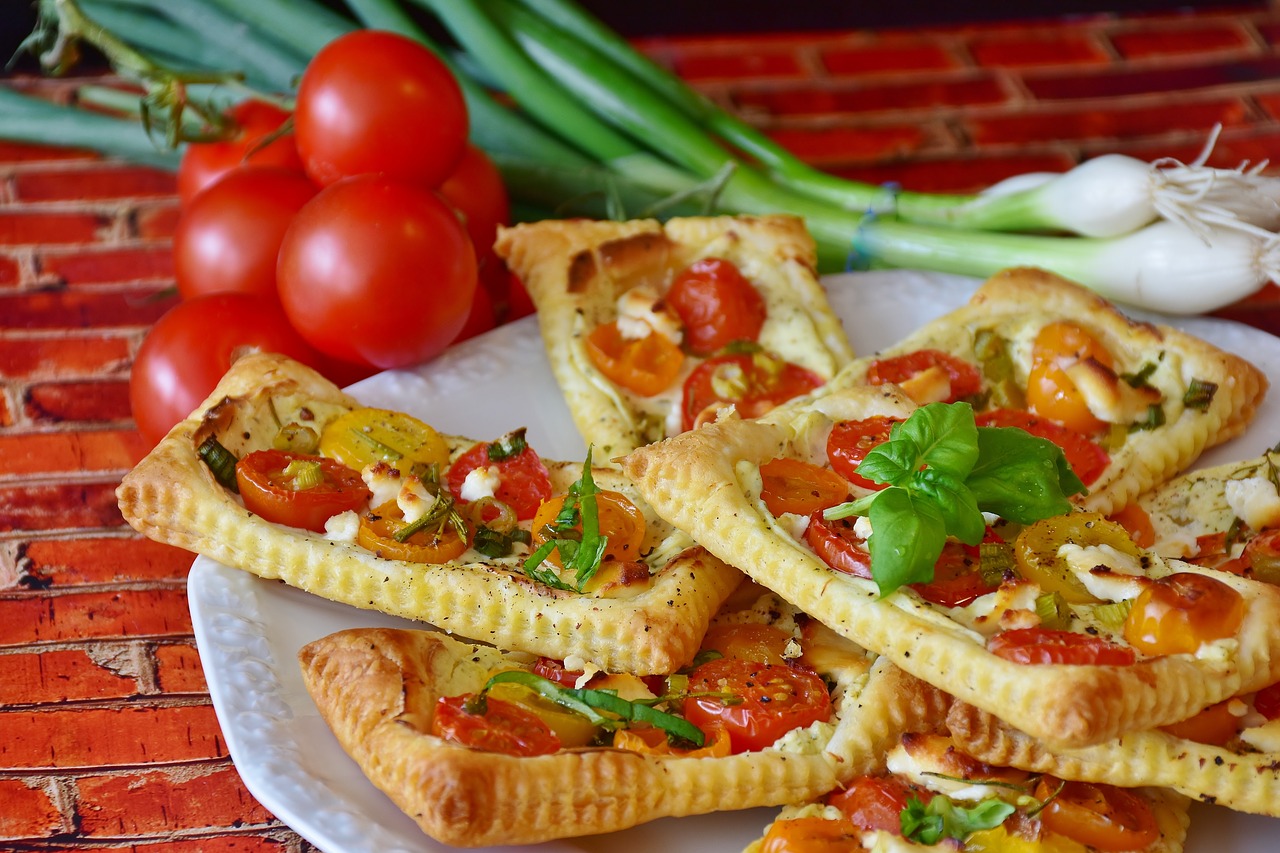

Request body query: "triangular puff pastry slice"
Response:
[494, 215, 855, 457]
[621, 383, 1280, 748]
[116, 352, 741, 675]
[811, 266, 1267, 517]
[296, 589, 944, 847]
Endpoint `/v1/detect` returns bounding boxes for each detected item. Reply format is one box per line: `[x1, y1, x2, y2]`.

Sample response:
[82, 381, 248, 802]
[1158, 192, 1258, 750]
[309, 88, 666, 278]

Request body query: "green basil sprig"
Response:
[901, 794, 1016, 845]
[522, 448, 608, 590]
[824, 402, 1085, 596]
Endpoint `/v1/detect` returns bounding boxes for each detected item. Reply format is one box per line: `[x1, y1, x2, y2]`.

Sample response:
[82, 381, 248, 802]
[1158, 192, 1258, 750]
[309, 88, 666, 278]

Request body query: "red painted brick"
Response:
[0, 140, 97, 164]
[91, 836, 293, 853]
[21, 536, 194, 587]
[0, 430, 145, 476]
[24, 380, 132, 423]
[0, 648, 138, 704]
[1250, 91, 1280, 122]
[672, 50, 804, 81]
[0, 482, 126, 534]
[0, 335, 131, 380]
[1109, 23, 1253, 59]
[767, 124, 932, 166]
[821, 41, 958, 76]
[155, 642, 208, 694]
[833, 152, 1077, 195]
[0, 704, 225, 768]
[40, 245, 174, 286]
[0, 288, 176, 330]
[732, 75, 1007, 118]
[0, 777, 64, 838]
[1023, 56, 1280, 101]
[14, 166, 176, 202]
[1256, 21, 1280, 47]
[968, 32, 1110, 68]
[0, 253, 20, 288]
[0, 396, 12, 428]
[966, 98, 1249, 146]
[77, 766, 272, 835]
[0, 210, 108, 245]
[135, 202, 183, 240]
[0, 589, 192, 646]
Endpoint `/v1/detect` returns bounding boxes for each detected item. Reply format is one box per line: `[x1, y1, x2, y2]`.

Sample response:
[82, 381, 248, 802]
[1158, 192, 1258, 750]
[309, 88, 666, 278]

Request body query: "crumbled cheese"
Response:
[884, 741, 1006, 803]
[1058, 543, 1150, 601]
[561, 655, 602, 689]
[776, 511, 810, 541]
[1239, 717, 1280, 753]
[1225, 475, 1280, 532]
[1064, 358, 1162, 424]
[362, 461, 402, 508]
[324, 510, 361, 543]
[853, 515, 874, 540]
[396, 475, 436, 525]
[616, 285, 682, 344]
[947, 578, 1042, 636]
[460, 465, 502, 502]
[767, 719, 835, 756]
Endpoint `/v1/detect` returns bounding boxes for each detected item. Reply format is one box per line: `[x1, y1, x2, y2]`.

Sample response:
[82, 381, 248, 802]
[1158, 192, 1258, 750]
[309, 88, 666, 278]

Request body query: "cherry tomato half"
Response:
[357, 499, 470, 564]
[988, 628, 1136, 666]
[758, 816, 864, 853]
[235, 449, 369, 532]
[294, 30, 467, 187]
[431, 694, 561, 757]
[611, 720, 732, 758]
[683, 353, 823, 432]
[682, 657, 832, 754]
[699, 622, 794, 666]
[759, 457, 849, 517]
[977, 408, 1109, 486]
[1123, 572, 1245, 656]
[826, 773, 926, 833]
[177, 100, 303, 205]
[1035, 777, 1160, 851]
[865, 349, 982, 404]
[129, 292, 329, 448]
[666, 258, 766, 356]
[585, 321, 685, 397]
[1158, 699, 1240, 745]
[174, 167, 318, 302]
[1253, 681, 1280, 721]
[826, 416, 901, 491]
[909, 542, 996, 608]
[276, 175, 477, 370]
[1026, 321, 1114, 436]
[445, 438, 554, 522]
[803, 510, 872, 578]
[530, 490, 647, 567]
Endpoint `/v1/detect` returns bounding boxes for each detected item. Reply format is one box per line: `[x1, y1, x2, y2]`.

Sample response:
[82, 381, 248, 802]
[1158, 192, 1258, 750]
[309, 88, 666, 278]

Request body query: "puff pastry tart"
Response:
[809, 266, 1267, 517]
[493, 215, 855, 456]
[296, 587, 946, 846]
[746, 673, 1190, 853]
[621, 382, 1280, 749]
[116, 352, 742, 674]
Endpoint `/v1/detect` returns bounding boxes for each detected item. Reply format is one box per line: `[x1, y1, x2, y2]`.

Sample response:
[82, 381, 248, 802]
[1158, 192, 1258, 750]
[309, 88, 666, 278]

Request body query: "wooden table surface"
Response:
[3, 5, 1280, 850]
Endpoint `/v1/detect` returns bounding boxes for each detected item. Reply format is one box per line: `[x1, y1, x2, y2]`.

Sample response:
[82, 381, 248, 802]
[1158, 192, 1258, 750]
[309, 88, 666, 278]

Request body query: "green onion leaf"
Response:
[283, 459, 323, 491]
[197, 436, 239, 493]
[1183, 379, 1218, 411]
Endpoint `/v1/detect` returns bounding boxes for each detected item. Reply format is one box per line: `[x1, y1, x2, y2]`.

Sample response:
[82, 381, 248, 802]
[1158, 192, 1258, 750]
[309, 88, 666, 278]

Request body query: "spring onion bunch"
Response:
[8, 0, 1280, 314]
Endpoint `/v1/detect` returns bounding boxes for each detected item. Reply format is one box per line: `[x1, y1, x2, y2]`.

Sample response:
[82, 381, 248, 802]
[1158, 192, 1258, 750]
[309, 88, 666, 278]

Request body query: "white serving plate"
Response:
[190, 270, 1280, 852]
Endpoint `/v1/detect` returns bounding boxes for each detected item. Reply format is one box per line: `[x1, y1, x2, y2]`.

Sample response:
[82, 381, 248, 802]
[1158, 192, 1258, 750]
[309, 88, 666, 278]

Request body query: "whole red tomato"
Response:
[439, 144, 510, 297]
[276, 175, 477, 369]
[177, 100, 303, 205]
[293, 30, 468, 187]
[129, 292, 328, 447]
[173, 167, 318, 302]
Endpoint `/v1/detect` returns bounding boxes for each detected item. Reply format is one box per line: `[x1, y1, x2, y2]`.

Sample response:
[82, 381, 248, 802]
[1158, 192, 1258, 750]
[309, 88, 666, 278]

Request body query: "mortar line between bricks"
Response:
[0, 824, 311, 851]
[0, 693, 214, 717]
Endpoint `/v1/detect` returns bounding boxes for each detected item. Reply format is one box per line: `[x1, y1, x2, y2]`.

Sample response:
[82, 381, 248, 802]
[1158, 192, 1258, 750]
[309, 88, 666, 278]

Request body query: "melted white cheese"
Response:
[460, 465, 502, 502]
[1239, 717, 1280, 752]
[1225, 475, 1280, 532]
[616, 285, 682, 344]
[396, 475, 437, 525]
[884, 741, 1007, 803]
[362, 461, 403, 508]
[324, 510, 361, 543]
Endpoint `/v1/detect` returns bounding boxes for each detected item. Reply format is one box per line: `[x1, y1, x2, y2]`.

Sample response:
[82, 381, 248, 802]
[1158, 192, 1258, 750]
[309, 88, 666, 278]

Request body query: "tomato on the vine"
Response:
[439, 144, 511, 301]
[174, 167, 317, 302]
[129, 293, 329, 448]
[235, 449, 369, 532]
[293, 30, 468, 187]
[276, 175, 477, 370]
[666, 258, 766, 356]
[177, 100, 303, 205]
[682, 657, 832, 754]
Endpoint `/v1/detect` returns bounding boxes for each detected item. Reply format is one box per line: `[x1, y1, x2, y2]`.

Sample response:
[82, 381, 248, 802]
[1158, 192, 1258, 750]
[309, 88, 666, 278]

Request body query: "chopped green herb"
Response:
[979, 541, 1015, 586]
[393, 493, 466, 543]
[1183, 379, 1218, 411]
[521, 448, 609, 591]
[348, 427, 403, 461]
[487, 428, 529, 462]
[1129, 403, 1166, 432]
[900, 794, 1015, 845]
[197, 435, 239, 493]
[473, 524, 531, 558]
[1035, 591, 1071, 630]
[1120, 362, 1158, 388]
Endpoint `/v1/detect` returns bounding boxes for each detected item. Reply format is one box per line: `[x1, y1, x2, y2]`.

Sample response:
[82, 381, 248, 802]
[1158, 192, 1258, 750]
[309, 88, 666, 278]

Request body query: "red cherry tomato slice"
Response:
[531, 658, 586, 688]
[1035, 777, 1160, 851]
[683, 353, 823, 432]
[865, 349, 983, 403]
[826, 415, 901, 491]
[976, 408, 1109, 486]
[682, 657, 832, 754]
[909, 542, 996, 608]
[666, 258, 767, 356]
[431, 694, 561, 757]
[826, 774, 927, 833]
[803, 510, 873, 578]
[235, 449, 369, 533]
[445, 438, 554, 521]
[759, 457, 850, 517]
[988, 628, 1136, 666]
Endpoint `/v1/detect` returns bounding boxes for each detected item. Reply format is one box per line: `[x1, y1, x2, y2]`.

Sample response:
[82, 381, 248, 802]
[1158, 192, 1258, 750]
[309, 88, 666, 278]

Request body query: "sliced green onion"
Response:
[283, 459, 323, 490]
[486, 427, 529, 461]
[197, 435, 240, 492]
[1034, 592, 1071, 630]
[274, 423, 319, 454]
[1090, 599, 1133, 631]
[1129, 404, 1167, 433]
[979, 541, 1015, 586]
[1183, 379, 1219, 410]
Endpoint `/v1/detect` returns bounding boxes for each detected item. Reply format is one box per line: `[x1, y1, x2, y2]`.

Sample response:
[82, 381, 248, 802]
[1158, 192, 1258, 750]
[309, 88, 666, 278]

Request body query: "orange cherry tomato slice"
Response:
[865, 349, 983, 404]
[1108, 502, 1156, 549]
[988, 628, 1136, 666]
[976, 408, 1109, 486]
[666, 257, 766, 356]
[682, 657, 832, 754]
[1158, 699, 1241, 745]
[1026, 321, 1114, 435]
[584, 320, 685, 397]
[530, 489, 647, 568]
[826, 415, 901, 491]
[431, 694, 561, 757]
[758, 816, 864, 853]
[611, 719, 732, 758]
[682, 353, 823, 432]
[1035, 777, 1160, 851]
[357, 499, 470, 563]
[1123, 572, 1245, 656]
[445, 436, 553, 521]
[235, 449, 369, 533]
[759, 457, 850, 517]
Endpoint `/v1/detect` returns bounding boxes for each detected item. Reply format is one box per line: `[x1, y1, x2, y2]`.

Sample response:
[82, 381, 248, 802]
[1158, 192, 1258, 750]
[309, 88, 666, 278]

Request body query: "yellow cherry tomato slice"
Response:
[319, 407, 450, 474]
[1026, 321, 1113, 435]
[1014, 512, 1143, 605]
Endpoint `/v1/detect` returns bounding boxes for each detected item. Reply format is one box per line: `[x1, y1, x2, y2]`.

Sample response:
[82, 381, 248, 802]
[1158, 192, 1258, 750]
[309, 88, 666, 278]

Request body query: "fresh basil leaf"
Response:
[867, 486, 947, 594]
[908, 467, 985, 546]
[901, 794, 1016, 845]
[486, 427, 529, 461]
[566, 450, 609, 588]
[895, 401, 980, 478]
[967, 427, 1084, 523]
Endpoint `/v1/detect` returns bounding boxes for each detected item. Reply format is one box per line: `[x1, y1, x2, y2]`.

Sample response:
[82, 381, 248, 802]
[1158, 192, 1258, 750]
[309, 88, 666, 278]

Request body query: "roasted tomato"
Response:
[682, 657, 832, 754]
[234, 449, 369, 533]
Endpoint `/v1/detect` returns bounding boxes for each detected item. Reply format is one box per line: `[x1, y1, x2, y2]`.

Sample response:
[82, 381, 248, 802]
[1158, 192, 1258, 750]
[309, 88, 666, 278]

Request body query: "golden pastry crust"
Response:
[493, 215, 855, 457]
[296, 611, 915, 847]
[818, 266, 1268, 516]
[948, 698, 1280, 818]
[621, 384, 1280, 749]
[116, 352, 742, 674]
